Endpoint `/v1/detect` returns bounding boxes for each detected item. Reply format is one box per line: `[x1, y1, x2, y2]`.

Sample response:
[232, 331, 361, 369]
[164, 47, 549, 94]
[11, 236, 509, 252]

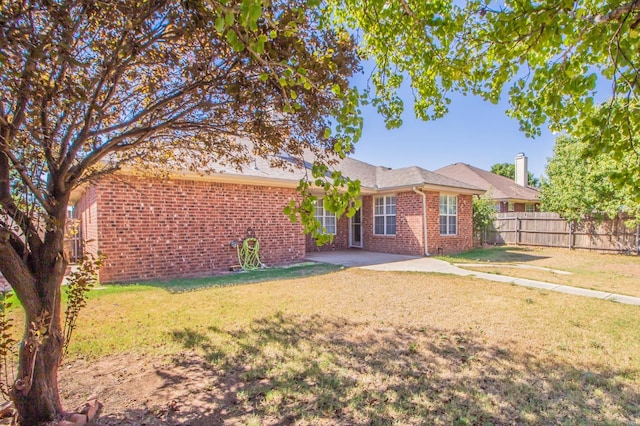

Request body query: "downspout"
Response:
[412, 187, 430, 256]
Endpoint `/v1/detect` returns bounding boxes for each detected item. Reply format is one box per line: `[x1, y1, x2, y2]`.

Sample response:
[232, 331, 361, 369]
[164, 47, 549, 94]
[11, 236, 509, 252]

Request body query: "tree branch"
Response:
[94, 83, 203, 138]
[592, 0, 640, 24]
[60, 4, 168, 173]
[399, 0, 414, 17]
[0, 101, 8, 127]
[0, 152, 44, 253]
[0, 234, 40, 316]
[9, 49, 39, 144]
[2, 149, 51, 213]
[51, 10, 86, 169]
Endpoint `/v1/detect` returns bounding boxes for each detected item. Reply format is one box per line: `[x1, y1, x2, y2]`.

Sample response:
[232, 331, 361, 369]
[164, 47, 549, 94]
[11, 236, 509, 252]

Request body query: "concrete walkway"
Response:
[305, 250, 640, 306]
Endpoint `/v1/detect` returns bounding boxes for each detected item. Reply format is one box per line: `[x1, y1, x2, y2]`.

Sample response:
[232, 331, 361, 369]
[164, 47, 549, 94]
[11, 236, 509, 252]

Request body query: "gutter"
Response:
[373, 183, 483, 195]
[412, 187, 430, 256]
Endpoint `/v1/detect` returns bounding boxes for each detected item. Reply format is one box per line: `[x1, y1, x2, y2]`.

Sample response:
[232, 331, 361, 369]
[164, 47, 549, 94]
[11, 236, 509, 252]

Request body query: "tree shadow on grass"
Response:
[103, 313, 639, 425]
[450, 246, 551, 263]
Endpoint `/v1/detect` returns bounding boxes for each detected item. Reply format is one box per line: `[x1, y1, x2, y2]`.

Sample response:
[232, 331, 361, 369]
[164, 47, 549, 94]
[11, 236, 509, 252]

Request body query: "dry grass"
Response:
[58, 268, 640, 425]
[444, 246, 640, 297]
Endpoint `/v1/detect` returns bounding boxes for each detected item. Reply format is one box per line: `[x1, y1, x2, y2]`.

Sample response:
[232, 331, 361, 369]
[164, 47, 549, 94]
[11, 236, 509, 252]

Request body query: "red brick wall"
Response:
[305, 214, 349, 252]
[498, 201, 539, 213]
[74, 185, 99, 258]
[427, 193, 474, 255]
[78, 175, 305, 283]
[361, 192, 424, 256]
[356, 191, 473, 256]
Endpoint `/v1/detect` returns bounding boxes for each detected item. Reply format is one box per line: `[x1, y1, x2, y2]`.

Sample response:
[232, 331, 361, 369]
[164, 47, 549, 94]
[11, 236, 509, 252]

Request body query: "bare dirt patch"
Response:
[59, 353, 227, 425]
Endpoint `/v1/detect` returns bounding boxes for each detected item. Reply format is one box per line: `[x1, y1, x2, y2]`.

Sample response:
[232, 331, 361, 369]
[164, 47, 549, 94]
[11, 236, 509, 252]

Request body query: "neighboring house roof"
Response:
[435, 163, 539, 202]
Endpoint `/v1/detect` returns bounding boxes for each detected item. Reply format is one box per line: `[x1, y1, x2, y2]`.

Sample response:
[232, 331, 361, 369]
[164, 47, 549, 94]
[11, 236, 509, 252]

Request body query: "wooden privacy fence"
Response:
[483, 212, 640, 253]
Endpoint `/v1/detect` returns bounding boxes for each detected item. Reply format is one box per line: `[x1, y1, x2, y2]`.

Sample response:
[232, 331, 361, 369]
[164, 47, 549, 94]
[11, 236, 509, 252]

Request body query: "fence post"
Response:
[636, 223, 639, 255]
[569, 221, 574, 250]
[515, 216, 519, 245]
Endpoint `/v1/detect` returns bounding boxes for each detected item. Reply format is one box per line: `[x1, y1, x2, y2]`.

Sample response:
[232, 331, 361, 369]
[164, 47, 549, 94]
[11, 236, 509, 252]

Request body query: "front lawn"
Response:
[51, 266, 640, 425]
[440, 246, 640, 298]
[96, 262, 343, 294]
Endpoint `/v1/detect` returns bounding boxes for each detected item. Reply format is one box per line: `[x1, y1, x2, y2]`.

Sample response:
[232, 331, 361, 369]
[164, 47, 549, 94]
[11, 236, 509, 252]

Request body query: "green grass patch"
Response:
[5, 253, 640, 424]
[99, 262, 342, 294]
[438, 246, 640, 298]
[52, 267, 640, 424]
[437, 246, 549, 264]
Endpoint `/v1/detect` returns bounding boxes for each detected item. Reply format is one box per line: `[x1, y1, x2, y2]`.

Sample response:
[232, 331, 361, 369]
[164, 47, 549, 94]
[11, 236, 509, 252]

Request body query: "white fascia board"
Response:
[420, 184, 486, 195]
[168, 170, 301, 188]
[375, 183, 485, 195]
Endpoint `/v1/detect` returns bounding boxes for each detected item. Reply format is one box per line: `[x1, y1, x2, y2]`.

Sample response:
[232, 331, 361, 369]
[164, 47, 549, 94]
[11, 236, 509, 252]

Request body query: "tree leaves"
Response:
[0, 290, 17, 401]
[0, 0, 362, 246]
[225, 29, 245, 51]
[490, 163, 540, 188]
[472, 191, 496, 245]
[0, 1, 362, 418]
[540, 134, 640, 224]
[239, 0, 262, 30]
[287, 161, 361, 246]
[328, 0, 640, 194]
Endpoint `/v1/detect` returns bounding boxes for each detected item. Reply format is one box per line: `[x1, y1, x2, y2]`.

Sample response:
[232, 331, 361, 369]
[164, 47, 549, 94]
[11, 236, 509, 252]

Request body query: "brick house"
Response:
[435, 153, 540, 213]
[71, 154, 483, 283]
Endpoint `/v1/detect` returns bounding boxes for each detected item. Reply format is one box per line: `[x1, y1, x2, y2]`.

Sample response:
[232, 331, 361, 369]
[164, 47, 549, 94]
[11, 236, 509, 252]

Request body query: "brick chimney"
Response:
[515, 153, 528, 187]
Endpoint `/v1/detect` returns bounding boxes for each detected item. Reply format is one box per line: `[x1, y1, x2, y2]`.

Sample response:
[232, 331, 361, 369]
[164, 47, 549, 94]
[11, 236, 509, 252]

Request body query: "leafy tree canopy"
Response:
[490, 163, 540, 188]
[472, 190, 496, 245]
[328, 0, 640, 188]
[0, 0, 360, 423]
[540, 135, 640, 223]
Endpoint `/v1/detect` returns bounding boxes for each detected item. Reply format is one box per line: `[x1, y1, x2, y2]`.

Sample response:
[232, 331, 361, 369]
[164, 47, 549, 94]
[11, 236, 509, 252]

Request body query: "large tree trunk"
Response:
[12, 317, 64, 424]
[9, 226, 68, 424]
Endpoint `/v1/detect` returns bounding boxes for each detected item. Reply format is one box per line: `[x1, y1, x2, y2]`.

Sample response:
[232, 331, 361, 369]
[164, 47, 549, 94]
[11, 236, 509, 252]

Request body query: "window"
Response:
[374, 195, 396, 235]
[507, 202, 515, 212]
[440, 195, 457, 235]
[314, 199, 336, 235]
[525, 203, 535, 213]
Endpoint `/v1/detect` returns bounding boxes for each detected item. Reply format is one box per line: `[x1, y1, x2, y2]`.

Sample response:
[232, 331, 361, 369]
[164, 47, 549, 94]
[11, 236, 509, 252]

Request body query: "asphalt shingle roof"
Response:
[374, 166, 483, 191]
[172, 148, 484, 193]
[272, 155, 484, 192]
[435, 163, 539, 201]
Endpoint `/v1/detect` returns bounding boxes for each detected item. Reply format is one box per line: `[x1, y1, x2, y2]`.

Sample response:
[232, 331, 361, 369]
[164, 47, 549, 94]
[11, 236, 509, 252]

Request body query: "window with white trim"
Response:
[440, 195, 457, 235]
[525, 203, 535, 212]
[374, 195, 396, 235]
[314, 199, 336, 235]
[508, 202, 515, 212]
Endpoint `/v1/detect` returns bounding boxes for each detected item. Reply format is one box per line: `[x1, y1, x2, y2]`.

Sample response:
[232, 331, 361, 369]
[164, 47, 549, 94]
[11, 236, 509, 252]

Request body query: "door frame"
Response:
[349, 201, 363, 248]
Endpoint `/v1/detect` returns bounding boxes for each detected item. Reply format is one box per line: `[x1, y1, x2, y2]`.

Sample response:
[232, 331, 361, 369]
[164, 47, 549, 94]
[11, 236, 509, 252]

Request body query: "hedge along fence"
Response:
[483, 212, 640, 254]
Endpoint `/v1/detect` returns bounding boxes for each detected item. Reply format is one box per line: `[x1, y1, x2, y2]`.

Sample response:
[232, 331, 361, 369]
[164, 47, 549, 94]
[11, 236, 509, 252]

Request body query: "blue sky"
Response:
[348, 88, 557, 180]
